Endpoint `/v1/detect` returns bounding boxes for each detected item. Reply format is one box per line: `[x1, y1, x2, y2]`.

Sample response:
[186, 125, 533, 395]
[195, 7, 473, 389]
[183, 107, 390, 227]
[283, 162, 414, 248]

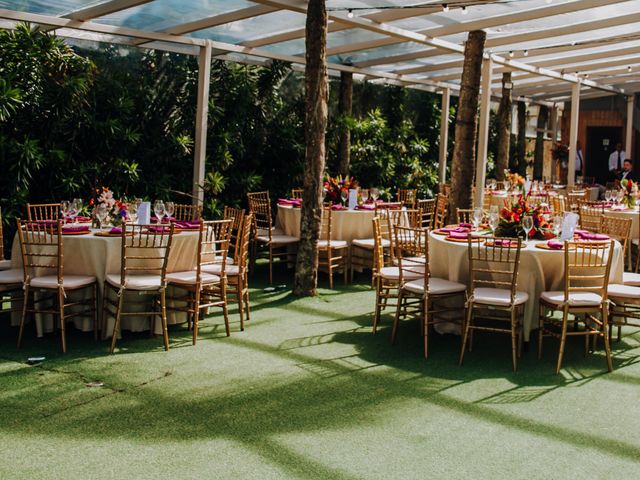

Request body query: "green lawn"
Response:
[1, 265, 639, 479]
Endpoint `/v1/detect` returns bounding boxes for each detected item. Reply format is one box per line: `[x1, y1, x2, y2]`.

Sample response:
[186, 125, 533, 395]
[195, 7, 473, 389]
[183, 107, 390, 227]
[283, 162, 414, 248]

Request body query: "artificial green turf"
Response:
[1, 263, 640, 479]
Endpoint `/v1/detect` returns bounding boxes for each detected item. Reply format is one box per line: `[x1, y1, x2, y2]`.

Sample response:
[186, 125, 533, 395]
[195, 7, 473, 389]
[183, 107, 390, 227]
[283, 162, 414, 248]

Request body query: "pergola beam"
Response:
[63, 0, 152, 21]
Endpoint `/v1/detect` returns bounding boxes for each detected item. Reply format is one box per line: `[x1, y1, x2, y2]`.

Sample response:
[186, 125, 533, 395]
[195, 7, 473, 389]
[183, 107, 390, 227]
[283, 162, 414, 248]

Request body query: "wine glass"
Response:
[370, 188, 380, 202]
[153, 200, 165, 225]
[128, 202, 138, 225]
[522, 215, 534, 243]
[96, 203, 109, 231]
[60, 200, 71, 222]
[504, 180, 511, 192]
[472, 207, 483, 231]
[616, 189, 625, 205]
[340, 189, 348, 206]
[71, 198, 82, 225]
[165, 201, 175, 221]
[489, 210, 499, 234]
[552, 215, 562, 238]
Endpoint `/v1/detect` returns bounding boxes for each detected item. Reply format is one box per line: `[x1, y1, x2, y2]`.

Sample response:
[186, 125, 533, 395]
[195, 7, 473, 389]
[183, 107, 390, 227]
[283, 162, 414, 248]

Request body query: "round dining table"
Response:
[429, 232, 625, 341]
[10, 228, 201, 338]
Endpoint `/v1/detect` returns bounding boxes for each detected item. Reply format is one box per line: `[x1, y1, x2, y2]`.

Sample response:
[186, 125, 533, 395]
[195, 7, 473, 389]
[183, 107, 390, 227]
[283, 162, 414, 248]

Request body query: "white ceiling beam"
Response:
[63, 0, 152, 21]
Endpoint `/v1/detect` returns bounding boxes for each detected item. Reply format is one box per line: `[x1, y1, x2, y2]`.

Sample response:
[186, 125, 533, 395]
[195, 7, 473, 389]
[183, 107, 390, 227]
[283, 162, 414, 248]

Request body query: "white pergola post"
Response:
[474, 57, 493, 208]
[192, 41, 212, 205]
[567, 82, 580, 187]
[626, 95, 634, 159]
[438, 87, 450, 184]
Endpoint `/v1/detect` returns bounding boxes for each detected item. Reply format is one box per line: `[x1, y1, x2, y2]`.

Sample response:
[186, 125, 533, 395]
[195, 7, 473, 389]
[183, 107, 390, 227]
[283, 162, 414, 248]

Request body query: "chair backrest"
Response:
[119, 224, 174, 286]
[600, 216, 632, 256]
[550, 195, 566, 215]
[371, 217, 385, 276]
[494, 181, 505, 191]
[0, 207, 4, 260]
[393, 224, 429, 286]
[319, 206, 333, 245]
[439, 183, 451, 196]
[236, 213, 253, 272]
[561, 241, 614, 302]
[195, 220, 232, 284]
[579, 205, 604, 232]
[568, 190, 587, 212]
[223, 206, 246, 262]
[417, 199, 436, 229]
[528, 194, 547, 206]
[26, 203, 61, 222]
[16, 218, 62, 284]
[456, 208, 474, 225]
[434, 193, 448, 229]
[247, 191, 273, 240]
[468, 236, 523, 304]
[397, 189, 417, 208]
[174, 204, 202, 221]
[291, 188, 304, 199]
[481, 190, 492, 211]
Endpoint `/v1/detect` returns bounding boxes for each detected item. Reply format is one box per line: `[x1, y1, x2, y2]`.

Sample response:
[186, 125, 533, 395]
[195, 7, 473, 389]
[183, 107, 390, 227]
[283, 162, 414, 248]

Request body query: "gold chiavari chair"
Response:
[0, 211, 23, 316]
[223, 206, 246, 264]
[481, 190, 492, 212]
[173, 204, 202, 221]
[417, 199, 436, 229]
[460, 236, 529, 371]
[434, 193, 448, 229]
[456, 208, 474, 225]
[567, 190, 587, 212]
[16, 219, 97, 352]
[600, 215, 638, 289]
[607, 282, 640, 342]
[371, 217, 422, 333]
[392, 224, 465, 358]
[291, 188, 304, 199]
[247, 191, 299, 284]
[104, 224, 174, 353]
[0, 208, 11, 270]
[439, 184, 451, 196]
[26, 203, 61, 222]
[538, 241, 615, 373]
[167, 220, 232, 344]
[495, 181, 505, 191]
[578, 205, 604, 232]
[397, 189, 417, 208]
[528, 194, 547, 206]
[204, 214, 253, 327]
[550, 195, 566, 215]
[318, 207, 349, 289]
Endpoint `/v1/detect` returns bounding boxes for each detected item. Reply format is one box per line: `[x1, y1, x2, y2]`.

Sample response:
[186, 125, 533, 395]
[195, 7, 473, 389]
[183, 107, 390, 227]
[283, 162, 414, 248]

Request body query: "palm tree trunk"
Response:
[517, 101, 527, 176]
[495, 72, 512, 180]
[448, 30, 486, 221]
[337, 71, 353, 177]
[293, 0, 328, 297]
[533, 105, 548, 180]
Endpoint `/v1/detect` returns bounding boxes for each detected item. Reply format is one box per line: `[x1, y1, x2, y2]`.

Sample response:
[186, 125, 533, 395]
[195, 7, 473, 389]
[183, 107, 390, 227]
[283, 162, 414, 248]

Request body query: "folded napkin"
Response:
[331, 204, 345, 211]
[147, 226, 171, 233]
[493, 239, 518, 247]
[459, 223, 472, 228]
[150, 216, 176, 223]
[547, 240, 564, 250]
[447, 231, 471, 239]
[579, 233, 610, 241]
[574, 229, 589, 235]
[109, 227, 123, 234]
[175, 221, 200, 229]
[277, 199, 302, 206]
[62, 225, 90, 233]
[32, 220, 57, 226]
[440, 226, 470, 233]
[355, 203, 376, 210]
[491, 190, 507, 196]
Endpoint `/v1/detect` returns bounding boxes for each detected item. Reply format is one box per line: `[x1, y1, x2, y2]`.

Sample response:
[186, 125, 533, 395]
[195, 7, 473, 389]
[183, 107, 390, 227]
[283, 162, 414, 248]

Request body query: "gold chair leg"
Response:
[423, 298, 430, 360]
[459, 304, 474, 366]
[602, 308, 613, 372]
[510, 308, 517, 372]
[110, 292, 125, 354]
[555, 308, 569, 374]
[390, 289, 403, 344]
[93, 283, 98, 341]
[160, 289, 169, 351]
[222, 286, 230, 337]
[237, 282, 245, 332]
[58, 289, 67, 353]
[538, 304, 544, 360]
[192, 289, 201, 346]
[101, 284, 108, 340]
[372, 279, 382, 334]
[17, 285, 30, 348]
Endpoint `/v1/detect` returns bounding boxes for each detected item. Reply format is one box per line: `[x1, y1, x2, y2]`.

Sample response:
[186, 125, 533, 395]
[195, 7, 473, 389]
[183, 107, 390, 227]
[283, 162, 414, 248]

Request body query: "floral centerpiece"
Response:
[496, 193, 554, 240]
[504, 170, 525, 191]
[323, 175, 358, 205]
[93, 187, 130, 226]
[620, 179, 638, 208]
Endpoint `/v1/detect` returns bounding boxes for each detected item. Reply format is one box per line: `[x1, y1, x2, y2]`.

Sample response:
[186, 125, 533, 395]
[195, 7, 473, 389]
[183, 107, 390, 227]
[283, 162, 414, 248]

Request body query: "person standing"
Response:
[575, 141, 584, 181]
[620, 159, 635, 182]
[608, 143, 626, 181]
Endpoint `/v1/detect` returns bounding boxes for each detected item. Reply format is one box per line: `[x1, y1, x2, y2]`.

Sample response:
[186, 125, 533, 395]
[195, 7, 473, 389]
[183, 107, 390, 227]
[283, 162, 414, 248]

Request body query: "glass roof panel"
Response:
[0, 0, 113, 16]
[95, 0, 254, 32]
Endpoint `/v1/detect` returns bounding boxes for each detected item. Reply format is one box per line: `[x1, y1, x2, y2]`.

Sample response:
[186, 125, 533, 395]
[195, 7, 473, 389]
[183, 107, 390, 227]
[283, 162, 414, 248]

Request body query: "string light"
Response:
[347, 8, 354, 18]
[628, 66, 633, 72]
[509, 50, 514, 57]
[442, 3, 449, 12]
[523, 49, 529, 56]
[461, 6, 468, 14]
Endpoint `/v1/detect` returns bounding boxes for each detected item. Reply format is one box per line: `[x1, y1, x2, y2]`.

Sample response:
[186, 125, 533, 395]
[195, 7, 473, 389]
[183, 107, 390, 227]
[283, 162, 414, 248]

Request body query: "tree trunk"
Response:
[337, 71, 353, 177]
[517, 101, 527, 176]
[448, 30, 486, 222]
[495, 72, 512, 180]
[533, 105, 548, 180]
[293, 0, 328, 297]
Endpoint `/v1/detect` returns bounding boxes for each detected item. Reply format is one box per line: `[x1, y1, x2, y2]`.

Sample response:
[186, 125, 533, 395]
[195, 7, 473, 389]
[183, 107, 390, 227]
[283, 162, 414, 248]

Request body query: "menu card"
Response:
[138, 201, 150, 225]
[348, 189, 358, 210]
[560, 212, 579, 241]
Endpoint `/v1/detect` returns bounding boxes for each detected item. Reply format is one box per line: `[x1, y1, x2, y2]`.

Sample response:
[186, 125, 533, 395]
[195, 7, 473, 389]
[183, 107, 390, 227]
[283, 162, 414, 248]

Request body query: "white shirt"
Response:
[575, 149, 583, 172]
[608, 150, 626, 171]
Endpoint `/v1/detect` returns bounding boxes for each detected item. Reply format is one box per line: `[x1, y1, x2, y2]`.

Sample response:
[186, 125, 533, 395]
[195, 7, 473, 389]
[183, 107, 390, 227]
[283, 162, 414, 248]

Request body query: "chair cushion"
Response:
[318, 239, 348, 249]
[473, 287, 528, 306]
[352, 238, 390, 249]
[166, 271, 220, 286]
[394, 256, 427, 266]
[214, 256, 234, 265]
[201, 264, 240, 276]
[623, 272, 640, 287]
[404, 277, 466, 295]
[608, 284, 640, 301]
[106, 273, 162, 291]
[256, 234, 299, 245]
[31, 274, 96, 289]
[257, 227, 283, 237]
[0, 259, 11, 270]
[379, 266, 423, 281]
[0, 268, 23, 285]
[540, 290, 602, 307]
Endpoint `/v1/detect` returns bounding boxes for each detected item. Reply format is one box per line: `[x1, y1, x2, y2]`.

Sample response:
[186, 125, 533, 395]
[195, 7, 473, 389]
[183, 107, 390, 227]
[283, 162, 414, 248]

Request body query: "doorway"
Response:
[586, 126, 623, 184]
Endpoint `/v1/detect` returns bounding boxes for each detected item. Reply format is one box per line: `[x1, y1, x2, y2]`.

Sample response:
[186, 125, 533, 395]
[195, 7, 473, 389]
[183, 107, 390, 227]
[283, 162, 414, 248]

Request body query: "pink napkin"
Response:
[547, 240, 564, 250]
[440, 226, 470, 233]
[331, 204, 345, 211]
[579, 233, 610, 241]
[447, 231, 470, 239]
[109, 227, 123, 234]
[32, 220, 57, 226]
[491, 191, 506, 196]
[147, 226, 171, 233]
[493, 239, 518, 246]
[356, 203, 375, 210]
[175, 221, 200, 229]
[277, 199, 302, 207]
[459, 223, 472, 228]
[150, 216, 176, 223]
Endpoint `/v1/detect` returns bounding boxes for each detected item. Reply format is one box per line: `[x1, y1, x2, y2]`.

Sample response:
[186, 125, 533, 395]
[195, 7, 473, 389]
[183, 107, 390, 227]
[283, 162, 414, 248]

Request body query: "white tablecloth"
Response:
[10, 229, 200, 337]
[429, 232, 624, 341]
[276, 205, 375, 243]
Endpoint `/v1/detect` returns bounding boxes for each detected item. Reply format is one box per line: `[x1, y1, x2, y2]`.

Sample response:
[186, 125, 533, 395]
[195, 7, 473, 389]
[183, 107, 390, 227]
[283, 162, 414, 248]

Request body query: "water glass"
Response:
[71, 198, 82, 225]
[61, 200, 71, 220]
[96, 204, 109, 230]
[154, 200, 165, 225]
[165, 201, 175, 220]
[522, 215, 534, 242]
[472, 207, 483, 231]
[370, 188, 380, 202]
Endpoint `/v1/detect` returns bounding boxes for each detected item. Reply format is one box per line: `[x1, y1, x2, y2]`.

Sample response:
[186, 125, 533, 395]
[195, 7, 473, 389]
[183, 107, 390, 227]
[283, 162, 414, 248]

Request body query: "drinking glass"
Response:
[489, 213, 499, 234]
[472, 207, 483, 231]
[128, 202, 138, 224]
[604, 190, 611, 203]
[60, 200, 71, 220]
[153, 200, 165, 225]
[340, 189, 348, 206]
[616, 189, 625, 204]
[96, 204, 109, 230]
[165, 201, 175, 220]
[552, 215, 562, 237]
[522, 215, 534, 243]
[504, 180, 511, 192]
[71, 198, 82, 225]
[370, 188, 380, 202]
